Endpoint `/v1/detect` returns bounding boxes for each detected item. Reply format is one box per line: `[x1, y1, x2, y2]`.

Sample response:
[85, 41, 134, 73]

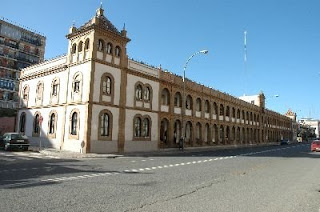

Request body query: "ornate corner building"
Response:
[17, 6, 293, 153]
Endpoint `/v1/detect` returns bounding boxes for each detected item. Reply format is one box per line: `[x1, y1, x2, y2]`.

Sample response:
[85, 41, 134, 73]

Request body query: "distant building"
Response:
[285, 109, 298, 141]
[239, 93, 265, 107]
[299, 118, 320, 138]
[17, 6, 293, 153]
[0, 18, 46, 109]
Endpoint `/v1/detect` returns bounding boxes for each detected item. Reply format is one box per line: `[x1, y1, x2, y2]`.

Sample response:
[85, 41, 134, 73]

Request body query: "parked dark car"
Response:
[0, 133, 29, 151]
[311, 140, 320, 152]
[280, 140, 290, 145]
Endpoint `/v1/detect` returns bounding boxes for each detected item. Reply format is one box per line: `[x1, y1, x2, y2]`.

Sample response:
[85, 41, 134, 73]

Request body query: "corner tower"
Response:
[66, 5, 130, 67]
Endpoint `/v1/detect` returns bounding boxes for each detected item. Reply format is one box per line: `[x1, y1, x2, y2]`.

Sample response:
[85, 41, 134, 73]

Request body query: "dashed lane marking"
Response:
[0, 145, 307, 188]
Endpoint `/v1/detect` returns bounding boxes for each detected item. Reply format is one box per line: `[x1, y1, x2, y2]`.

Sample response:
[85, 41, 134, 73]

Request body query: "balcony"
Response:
[195, 111, 201, 118]
[174, 107, 181, 114]
[161, 105, 169, 112]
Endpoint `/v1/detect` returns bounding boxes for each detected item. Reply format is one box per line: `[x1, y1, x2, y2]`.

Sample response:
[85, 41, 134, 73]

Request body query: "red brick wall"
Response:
[0, 117, 15, 135]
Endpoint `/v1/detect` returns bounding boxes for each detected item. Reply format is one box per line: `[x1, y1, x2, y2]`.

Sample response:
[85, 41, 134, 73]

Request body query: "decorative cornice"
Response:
[22, 55, 66, 73]
[20, 65, 67, 81]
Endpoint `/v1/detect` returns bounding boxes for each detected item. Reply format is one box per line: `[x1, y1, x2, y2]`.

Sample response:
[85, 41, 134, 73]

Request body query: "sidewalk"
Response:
[28, 146, 123, 159]
[28, 142, 280, 159]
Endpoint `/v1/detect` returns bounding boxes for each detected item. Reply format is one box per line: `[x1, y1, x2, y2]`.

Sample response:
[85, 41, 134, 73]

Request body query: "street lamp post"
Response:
[181, 50, 209, 151]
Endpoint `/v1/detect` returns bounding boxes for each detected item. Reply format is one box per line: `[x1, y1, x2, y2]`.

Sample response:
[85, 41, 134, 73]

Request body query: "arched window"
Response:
[144, 86, 151, 101]
[36, 82, 43, 100]
[100, 113, 109, 136]
[135, 84, 143, 100]
[237, 127, 241, 141]
[174, 120, 181, 143]
[237, 109, 240, 119]
[232, 126, 236, 141]
[106, 42, 113, 54]
[232, 107, 236, 118]
[134, 117, 141, 137]
[220, 104, 224, 116]
[71, 44, 76, 54]
[49, 113, 56, 134]
[51, 78, 59, 96]
[102, 76, 112, 95]
[23, 85, 29, 101]
[226, 106, 230, 117]
[213, 102, 218, 115]
[205, 100, 210, 113]
[161, 88, 170, 105]
[205, 123, 210, 143]
[98, 110, 113, 140]
[134, 116, 151, 139]
[160, 118, 169, 143]
[33, 113, 40, 134]
[73, 74, 81, 93]
[219, 125, 224, 142]
[186, 95, 193, 110]
[196, 98, 202, 112]
[71, 112, 78, 135]
[115, 46, 121, 57]
[85, 39, 90, 50]
[142, 118, 150, 137]
[174, 92, 182, 107]
[185, 121, 192, 143]
[78, 41, 83, 52]
[98, 39, 104, 51]
[19, 112, 26, 133]
[213, 124, 218, 143]
[196, 122, 202, 141]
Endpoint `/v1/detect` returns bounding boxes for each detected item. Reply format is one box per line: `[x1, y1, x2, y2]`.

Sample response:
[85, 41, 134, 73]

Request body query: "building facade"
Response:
[0, 18, 45, 109]
[17, 7, 293, 153]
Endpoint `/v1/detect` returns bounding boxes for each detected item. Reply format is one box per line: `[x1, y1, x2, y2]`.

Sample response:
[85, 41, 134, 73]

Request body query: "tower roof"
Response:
[67, 6, 128, 40]
[79, 6, 121, 35]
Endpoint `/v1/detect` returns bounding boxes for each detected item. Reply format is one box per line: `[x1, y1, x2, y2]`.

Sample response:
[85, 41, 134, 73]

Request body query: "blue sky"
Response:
[1, 0, 319, 119]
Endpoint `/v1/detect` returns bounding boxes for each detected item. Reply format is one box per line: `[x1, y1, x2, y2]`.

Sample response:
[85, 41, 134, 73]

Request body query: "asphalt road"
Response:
[0, 143, 320, 212]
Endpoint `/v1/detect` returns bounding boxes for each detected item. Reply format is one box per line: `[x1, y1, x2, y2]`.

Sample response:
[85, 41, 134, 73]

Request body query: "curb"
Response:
[27, 142, 285, 159]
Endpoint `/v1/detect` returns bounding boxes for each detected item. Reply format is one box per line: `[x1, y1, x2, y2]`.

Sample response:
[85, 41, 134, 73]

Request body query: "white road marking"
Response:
[2, 145, 305, 187]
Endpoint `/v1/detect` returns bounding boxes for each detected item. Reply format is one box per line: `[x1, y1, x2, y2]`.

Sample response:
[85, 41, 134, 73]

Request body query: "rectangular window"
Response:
[52, 84, 58, 96]
[74, 81, 80, 92]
